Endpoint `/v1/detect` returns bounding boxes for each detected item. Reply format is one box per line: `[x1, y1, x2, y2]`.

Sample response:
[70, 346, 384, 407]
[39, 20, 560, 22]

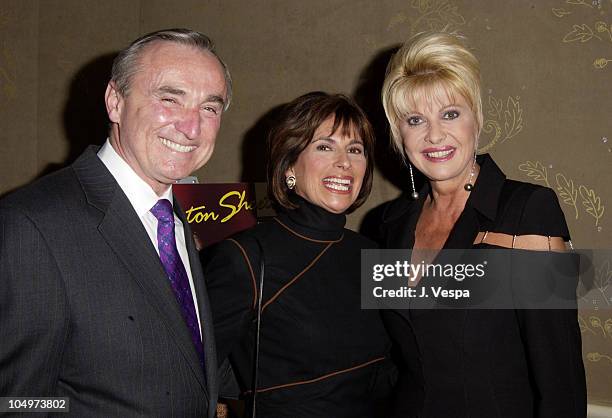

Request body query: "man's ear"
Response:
[105, 81, 123, 124]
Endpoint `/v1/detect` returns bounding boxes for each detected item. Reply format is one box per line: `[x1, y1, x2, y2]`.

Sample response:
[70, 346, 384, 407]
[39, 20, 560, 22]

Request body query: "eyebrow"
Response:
[312, 136, 364, 146]
[156, 86, 226, 107]
[157, 86, 185, 96]
[205, 95, 226, 107]
[406, 103, 461, 115]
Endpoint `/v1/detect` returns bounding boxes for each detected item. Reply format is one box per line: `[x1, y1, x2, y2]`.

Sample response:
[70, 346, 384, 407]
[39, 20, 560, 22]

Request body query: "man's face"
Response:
[106, 41, 227, 195]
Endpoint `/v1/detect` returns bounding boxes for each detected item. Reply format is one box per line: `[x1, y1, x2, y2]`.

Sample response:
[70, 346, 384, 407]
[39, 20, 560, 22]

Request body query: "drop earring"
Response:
[464, 149, 477, 192]
[408, 163, 419, 200]
[285, 175, 296, 190]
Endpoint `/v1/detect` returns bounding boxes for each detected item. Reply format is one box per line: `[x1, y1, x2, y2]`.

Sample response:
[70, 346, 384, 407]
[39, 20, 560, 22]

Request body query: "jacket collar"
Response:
[72, 145, 118, 213]
[381, 154, 506, 249]
[468, 154, 506, 221]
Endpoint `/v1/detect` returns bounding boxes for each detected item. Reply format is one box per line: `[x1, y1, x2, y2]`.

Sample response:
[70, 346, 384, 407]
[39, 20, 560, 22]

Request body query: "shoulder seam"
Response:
[227, 238, 258, 310]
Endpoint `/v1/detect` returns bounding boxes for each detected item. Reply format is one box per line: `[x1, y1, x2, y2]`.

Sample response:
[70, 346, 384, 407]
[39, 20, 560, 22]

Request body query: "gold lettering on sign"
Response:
[186, 205, 220, 223]
[219, 191, 254, 223]
[185, 190, 255, 224]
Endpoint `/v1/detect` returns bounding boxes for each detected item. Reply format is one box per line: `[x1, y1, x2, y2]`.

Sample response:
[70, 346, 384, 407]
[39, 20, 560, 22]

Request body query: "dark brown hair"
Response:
[267, 91, 375, 212]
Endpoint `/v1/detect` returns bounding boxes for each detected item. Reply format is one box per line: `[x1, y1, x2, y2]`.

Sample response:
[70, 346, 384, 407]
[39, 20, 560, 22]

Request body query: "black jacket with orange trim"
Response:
[203, 195, 396, 418]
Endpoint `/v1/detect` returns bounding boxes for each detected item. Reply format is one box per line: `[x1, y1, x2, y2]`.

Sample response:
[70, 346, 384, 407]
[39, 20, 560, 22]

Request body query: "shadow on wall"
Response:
[0, 53, 117, 200]
[39, 52, 117, 179]
[353, 44, 408, 192]
[239, 103, 287, 184]
[353, 45, 425, 242]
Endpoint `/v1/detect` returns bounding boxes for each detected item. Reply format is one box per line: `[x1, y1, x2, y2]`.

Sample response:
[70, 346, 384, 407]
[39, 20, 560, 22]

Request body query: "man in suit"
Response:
[0, 28, 231, 417]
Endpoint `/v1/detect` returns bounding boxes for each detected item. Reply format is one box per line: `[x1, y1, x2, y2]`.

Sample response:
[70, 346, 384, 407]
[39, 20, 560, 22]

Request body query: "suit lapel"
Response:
[73, 147, 207, 392]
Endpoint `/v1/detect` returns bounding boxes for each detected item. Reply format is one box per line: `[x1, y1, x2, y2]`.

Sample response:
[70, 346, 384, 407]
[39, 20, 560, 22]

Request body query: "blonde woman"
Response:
[379, 32, 586, 418]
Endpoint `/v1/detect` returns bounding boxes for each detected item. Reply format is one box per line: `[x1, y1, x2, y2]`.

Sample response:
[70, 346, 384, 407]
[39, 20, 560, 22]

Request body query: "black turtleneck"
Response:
[203, 196, 395, 418]
[279, 194, 346, 241]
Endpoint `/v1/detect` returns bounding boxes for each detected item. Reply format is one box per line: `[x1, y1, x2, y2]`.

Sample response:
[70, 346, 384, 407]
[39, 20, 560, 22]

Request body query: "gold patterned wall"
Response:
[0, 0, 610, 408]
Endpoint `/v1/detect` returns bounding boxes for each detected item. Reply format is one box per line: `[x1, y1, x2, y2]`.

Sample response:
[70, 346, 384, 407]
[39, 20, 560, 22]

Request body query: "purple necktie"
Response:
[150, 199, 204, 369]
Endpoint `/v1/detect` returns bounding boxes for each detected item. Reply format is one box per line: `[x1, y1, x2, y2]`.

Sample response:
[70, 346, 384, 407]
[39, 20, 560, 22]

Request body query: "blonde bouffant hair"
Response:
[381, 32, 483, 157]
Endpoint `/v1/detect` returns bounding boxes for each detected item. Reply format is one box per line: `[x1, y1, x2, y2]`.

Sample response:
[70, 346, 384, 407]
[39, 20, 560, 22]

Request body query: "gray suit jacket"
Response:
[0, 146, 218, 417]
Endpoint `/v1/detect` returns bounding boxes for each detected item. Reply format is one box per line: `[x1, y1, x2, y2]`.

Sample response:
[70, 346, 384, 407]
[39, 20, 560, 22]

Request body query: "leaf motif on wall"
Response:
[590, 316, 606, 336]
[478, 120, 502, 153]
[563, 24, 598, 43]
[518, 161, 549, 186]
[579, 185, 605, 226]
[587, 352, 600, 362]
[578, 316, 590, 333]
[519, 165, 606, 227]
[595, 260, 612, 291]
[480, 95, 523, 152]
[553, 0, 607, 67]
[409, 0, 465, 35]
[552, 7, 572, 17]
[426, 18, 446, 31]
[593, 58, 611, 69]
[503, 96, 523, 140]
[487, 96, 503, 119]
[605, 319, 612, 338]
[579, 315, 600, 335]
[556, 173, 579, 219]
[411, 0, 430, 13]
[437, 2, 465, 24]
[594, 21, 609, 35]
[594, 264, 612, 307]
[565, 0, 594, 7]
[586, 352, 612, 364]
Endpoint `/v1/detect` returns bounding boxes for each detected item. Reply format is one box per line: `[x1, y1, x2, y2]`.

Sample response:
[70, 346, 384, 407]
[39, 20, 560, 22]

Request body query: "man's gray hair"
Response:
[111, 28, 232, 110]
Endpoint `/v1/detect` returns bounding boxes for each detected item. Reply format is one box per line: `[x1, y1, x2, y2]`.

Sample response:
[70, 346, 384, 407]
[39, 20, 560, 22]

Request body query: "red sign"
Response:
[174, 183, 274, 248]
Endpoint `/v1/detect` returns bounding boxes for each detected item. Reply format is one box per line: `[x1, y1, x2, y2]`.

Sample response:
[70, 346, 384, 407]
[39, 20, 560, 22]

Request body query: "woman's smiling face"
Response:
[399, 89, 478, 188]
[287, 116, 367, 214]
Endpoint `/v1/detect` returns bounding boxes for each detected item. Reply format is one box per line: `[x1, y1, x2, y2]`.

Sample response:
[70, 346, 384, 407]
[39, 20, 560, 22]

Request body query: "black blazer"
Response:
[379, 154, 586, 418]
[0, 147, 218, 417]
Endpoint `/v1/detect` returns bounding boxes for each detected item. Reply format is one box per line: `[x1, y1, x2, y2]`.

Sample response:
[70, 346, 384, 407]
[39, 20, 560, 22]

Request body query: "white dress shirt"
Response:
[98, 140, 202, 336]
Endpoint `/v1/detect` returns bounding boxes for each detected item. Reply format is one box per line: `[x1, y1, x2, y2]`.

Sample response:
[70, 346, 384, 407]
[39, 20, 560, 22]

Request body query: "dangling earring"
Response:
[285, 175, 296, 190]
[464, 147, 477, 192]
[408, 163, 419, 200]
